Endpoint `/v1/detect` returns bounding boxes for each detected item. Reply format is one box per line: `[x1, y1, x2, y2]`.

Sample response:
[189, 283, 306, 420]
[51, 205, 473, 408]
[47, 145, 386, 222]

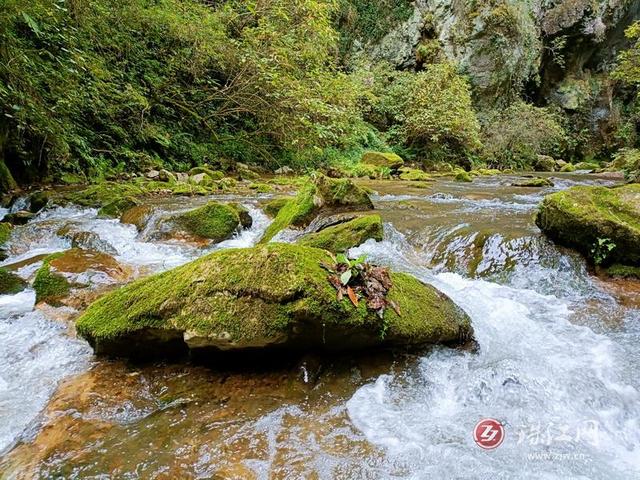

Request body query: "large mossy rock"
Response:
[362, 151, 404, 170]
[298, 215, 384, 252]
[260, 174, 374, 243]
[536, 184, 640, 265]
[172, 201, 242, 242]
[76, 244, 473, 358]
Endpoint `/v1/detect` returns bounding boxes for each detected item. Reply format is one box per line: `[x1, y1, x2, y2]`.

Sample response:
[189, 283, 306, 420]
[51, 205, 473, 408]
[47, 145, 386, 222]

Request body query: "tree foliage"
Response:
[0, 0, 360, 180]
[481, 101, 567, 169]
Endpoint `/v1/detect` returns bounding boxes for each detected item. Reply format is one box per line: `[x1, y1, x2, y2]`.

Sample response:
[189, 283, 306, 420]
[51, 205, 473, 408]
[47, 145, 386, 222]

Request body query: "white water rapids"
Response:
[0, 175, 639, 479]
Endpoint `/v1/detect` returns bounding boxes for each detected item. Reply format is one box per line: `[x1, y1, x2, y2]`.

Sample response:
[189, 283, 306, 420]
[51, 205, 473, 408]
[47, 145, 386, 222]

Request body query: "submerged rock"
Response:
[536, 184, 640, 265]
[76, 244, 473, 358]
[260, 174, 374, 243]
[298, 214, 384, 252]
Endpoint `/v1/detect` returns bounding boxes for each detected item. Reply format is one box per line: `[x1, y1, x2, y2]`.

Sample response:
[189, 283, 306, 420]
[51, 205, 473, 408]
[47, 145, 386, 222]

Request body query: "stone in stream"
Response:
[33, 249, 131, 304]
[120, 204, 156, 231]
[259, 174, 374, 243]
[362, 151, 404, 170]
[262, 197, 293, 218]
[169, 201, 248, 242]
[4, 210, 35, 225]
[512, 177, 554, 187]
[0, 267, 27, 295]
[76, 244, 473, 358]
[297, 214, 384, 253]
[536, 184, 640, 266]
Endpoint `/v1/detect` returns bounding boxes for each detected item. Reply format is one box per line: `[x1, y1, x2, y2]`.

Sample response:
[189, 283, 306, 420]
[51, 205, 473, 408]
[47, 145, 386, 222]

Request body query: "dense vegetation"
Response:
[2, 0, 640, 188]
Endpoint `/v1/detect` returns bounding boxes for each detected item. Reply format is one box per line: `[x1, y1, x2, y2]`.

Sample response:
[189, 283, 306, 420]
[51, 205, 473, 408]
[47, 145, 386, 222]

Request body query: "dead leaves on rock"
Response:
[322, 254, 400, 318]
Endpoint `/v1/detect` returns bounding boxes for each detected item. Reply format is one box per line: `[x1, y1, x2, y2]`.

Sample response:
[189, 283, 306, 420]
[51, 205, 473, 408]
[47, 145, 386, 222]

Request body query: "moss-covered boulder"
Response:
[76, 244, 473, 357]
[0, 222, 12, 246]
[536, 184, 640, 265]
[455, 171, 473, 182]
[398, 168, 431, 182]
[260, 174, 374, 243]
[0, 161, 17, 193]
[574, 162, 600, 172]
[29, 191, 49, 213]
[534, 155, 557, 172]
[362, 152, 404, 170]
[173, 201, 242, 242]
[513, 177, 554, 187]
[33, 253, 71, 304]
[0, 268, 27, 295]
[298, 215, 384, 252]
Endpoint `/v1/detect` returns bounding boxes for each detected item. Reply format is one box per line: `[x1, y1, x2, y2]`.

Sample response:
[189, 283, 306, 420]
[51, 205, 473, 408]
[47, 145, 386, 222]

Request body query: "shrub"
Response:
[481, 101, 567, 169]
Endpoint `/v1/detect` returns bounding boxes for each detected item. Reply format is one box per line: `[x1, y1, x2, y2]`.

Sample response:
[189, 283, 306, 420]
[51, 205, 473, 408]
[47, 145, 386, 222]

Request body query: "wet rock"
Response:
[260, 174, 374, 243]
[69, 231, 117, 255]
[5, 210, 35, 225]
[229, 203, 253, 229]
[512, 177, 554, 187]
[536, 184, 640, 265]
[172, 201, 242, 242]
[28, 191, 49, 213]
[120, 204, 155, 231]
[49, 248, 129, 280]
[298, 214, 384, 253]
[0, 267, 27, 295]
[362, 151, 404, 170]
[146, 169, 160, 179]
[76, 244, 473, 358]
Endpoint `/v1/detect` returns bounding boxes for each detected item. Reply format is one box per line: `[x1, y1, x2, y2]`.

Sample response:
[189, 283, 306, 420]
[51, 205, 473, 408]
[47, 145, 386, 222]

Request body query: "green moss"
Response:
[398, 168, 431, 182]
[560, 163, 577, 172]
[455, 171, 473, 182]
[248, 183, 274, 193]
[574, 162, 600, 171]
[260, 174, 373, 243]
[76, 243, 472, 355]
[0, 268, 27, 295]
[536, 184, 640, 265]
[606, 264, 640, 279]
[99, 196, 140, 217]
[513, 177, 554, 187]
[174, 201, 240, 241]
[33, 253, 71, 304]
[298, 215, 383, 252]
[0, 161, 17, 193]
[362, 151, 404, 169]
[263, 197, 293, 218]
[0, 223, 12, 246]
[188, 167, 224, 180]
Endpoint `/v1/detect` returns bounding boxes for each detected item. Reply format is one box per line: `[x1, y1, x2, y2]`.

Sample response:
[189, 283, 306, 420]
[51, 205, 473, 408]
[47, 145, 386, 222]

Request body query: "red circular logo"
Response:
[473, 418, 505, 450]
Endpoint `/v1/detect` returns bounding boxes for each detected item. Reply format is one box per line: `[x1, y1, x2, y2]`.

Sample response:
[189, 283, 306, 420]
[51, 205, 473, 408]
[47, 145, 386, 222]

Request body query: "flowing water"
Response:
[0, 174, 639, 479]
